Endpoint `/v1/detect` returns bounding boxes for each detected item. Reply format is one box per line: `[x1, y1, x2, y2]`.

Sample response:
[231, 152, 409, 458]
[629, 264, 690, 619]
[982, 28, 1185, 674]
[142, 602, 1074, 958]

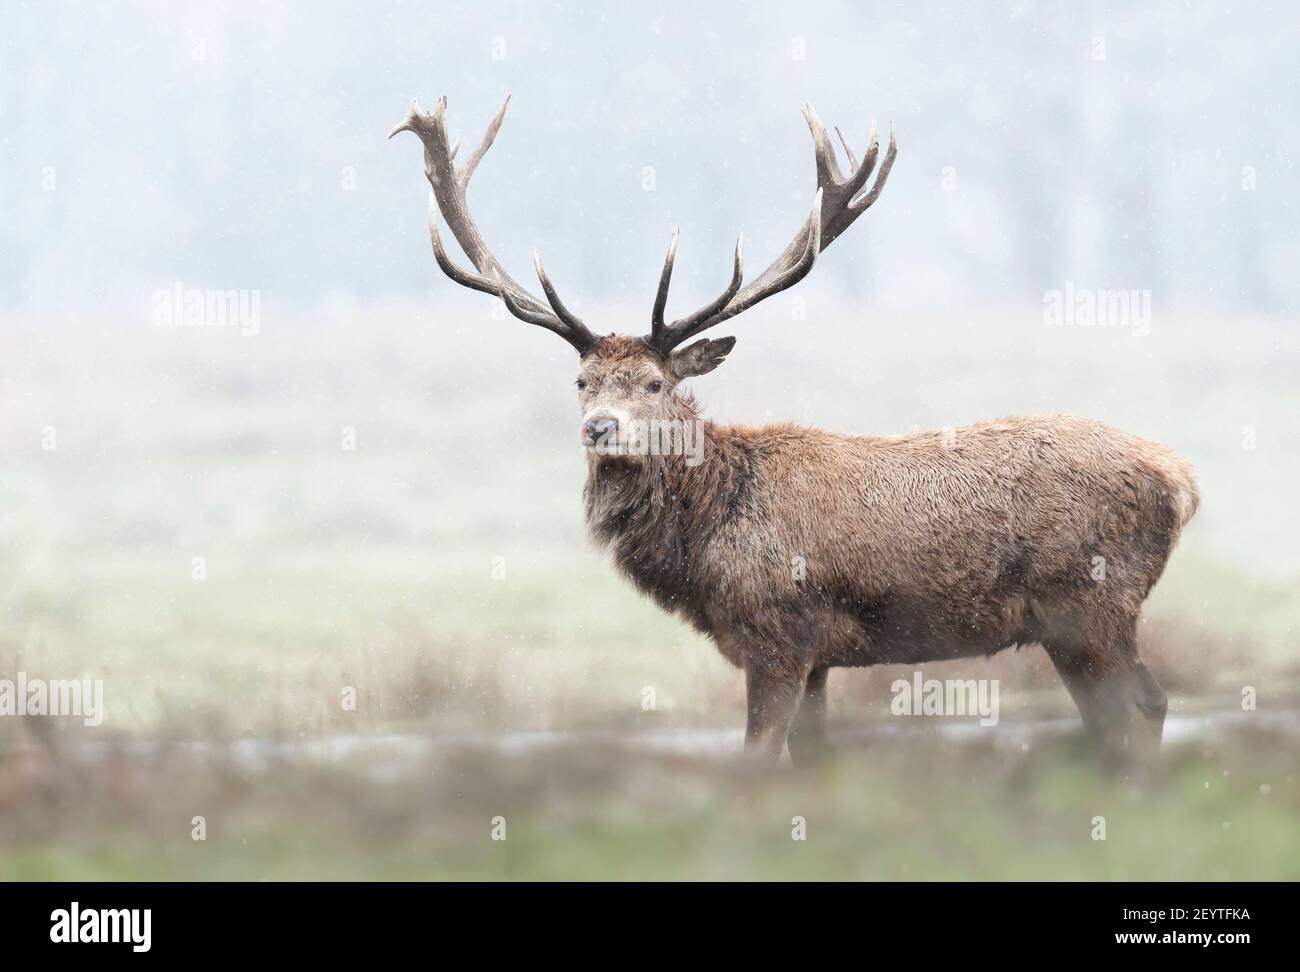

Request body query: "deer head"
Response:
[390, 94, 895, 457]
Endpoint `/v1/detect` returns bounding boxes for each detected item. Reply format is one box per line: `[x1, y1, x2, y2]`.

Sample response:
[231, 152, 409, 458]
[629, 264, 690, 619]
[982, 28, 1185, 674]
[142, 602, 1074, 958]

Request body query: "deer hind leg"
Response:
[743, 656, 808, 763]
[787, 666, 830, 767]
[1043, 612, 1166, 768]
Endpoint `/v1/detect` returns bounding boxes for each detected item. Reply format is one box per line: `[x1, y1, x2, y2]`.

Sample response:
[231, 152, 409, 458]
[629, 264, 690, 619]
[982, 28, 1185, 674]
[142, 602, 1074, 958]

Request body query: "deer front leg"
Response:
[743, 657, 806, 763]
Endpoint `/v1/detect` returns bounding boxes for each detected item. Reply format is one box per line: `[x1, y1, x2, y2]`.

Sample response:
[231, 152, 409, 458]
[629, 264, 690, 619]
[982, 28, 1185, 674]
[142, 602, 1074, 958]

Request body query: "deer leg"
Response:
[743, 657, 806, 763]
[787, 666, 830, 767]
[1131, 660, 1168, 744]
[1044, 617, 1166, 768]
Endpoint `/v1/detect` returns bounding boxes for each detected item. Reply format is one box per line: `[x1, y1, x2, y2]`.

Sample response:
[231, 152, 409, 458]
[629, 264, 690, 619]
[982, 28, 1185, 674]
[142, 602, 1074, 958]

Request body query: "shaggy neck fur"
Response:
[583, 393, 754, 629]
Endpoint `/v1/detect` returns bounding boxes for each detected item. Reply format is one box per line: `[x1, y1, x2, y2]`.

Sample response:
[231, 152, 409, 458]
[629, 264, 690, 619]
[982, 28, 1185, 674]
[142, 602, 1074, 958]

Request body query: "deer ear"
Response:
[670, 337, 737, 380]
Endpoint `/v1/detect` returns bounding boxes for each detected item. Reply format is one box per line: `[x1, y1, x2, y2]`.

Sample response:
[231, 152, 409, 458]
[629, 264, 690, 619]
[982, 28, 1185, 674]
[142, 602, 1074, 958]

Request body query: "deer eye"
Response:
[575, 378, 587, 391]
[646, 380, 663, 394]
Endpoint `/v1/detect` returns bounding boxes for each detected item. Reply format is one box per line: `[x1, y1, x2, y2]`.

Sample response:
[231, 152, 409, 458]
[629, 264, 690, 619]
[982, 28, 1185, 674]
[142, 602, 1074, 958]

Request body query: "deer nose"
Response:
[583, 418, 618, 445]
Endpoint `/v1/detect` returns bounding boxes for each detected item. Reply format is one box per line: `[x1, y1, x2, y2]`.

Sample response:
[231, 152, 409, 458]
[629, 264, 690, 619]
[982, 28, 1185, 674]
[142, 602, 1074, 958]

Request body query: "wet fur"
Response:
[582, 337, 1199, 765]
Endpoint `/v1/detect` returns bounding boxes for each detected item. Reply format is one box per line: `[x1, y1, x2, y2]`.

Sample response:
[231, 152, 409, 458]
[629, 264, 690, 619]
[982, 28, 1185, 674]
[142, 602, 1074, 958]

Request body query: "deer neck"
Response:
[582, 397, 744, 622]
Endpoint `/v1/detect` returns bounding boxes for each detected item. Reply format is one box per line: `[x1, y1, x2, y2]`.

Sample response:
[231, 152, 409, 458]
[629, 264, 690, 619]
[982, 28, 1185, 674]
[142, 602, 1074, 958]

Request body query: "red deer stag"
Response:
[390, 94, 1199, 767]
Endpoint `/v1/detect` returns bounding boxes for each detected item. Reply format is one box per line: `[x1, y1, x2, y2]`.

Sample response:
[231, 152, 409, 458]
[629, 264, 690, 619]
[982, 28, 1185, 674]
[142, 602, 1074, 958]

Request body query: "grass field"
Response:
[1, 304, 1297, 879]
[3, 727, 1296, 880]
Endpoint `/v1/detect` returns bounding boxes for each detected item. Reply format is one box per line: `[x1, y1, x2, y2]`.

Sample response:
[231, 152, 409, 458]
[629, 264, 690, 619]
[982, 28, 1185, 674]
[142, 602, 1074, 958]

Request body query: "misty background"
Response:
[4, 0, 1298, 317]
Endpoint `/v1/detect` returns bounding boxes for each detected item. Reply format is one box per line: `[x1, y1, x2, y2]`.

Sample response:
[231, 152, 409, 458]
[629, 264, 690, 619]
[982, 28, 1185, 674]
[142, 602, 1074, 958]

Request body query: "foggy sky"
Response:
[3, 0, 1296, 318]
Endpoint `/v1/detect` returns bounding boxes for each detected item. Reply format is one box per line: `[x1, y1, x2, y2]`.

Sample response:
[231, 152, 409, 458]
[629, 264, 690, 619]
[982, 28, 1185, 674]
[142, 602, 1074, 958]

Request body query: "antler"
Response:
[647, 104, 896, 356]
[389, 95, 601, 355]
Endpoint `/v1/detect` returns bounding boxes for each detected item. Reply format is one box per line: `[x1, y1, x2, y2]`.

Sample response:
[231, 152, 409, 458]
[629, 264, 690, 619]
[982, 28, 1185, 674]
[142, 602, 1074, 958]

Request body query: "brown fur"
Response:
[579, 336, 1199, 765]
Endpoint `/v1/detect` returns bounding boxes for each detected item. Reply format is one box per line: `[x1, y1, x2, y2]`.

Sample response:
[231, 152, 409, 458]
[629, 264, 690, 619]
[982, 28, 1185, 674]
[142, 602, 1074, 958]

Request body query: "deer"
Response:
[390, 94, 1199, 768]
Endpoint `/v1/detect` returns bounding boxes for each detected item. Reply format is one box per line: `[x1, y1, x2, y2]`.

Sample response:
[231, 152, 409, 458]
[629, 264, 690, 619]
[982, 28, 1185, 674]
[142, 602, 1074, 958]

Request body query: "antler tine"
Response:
[458, 93, 510, 190]
[850, 121, 897, 212]
[834, 126, 858, 170]
[387, 98, 424, 140]
[650, 226, 680, 338]
[675, 233, 744, 331]
[840, 116, 881, 200]
[491, 269, 572, 339]
[392, 94, 599, 355]
[532, 249, 597, 342]
[801, 103, 844, 187]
